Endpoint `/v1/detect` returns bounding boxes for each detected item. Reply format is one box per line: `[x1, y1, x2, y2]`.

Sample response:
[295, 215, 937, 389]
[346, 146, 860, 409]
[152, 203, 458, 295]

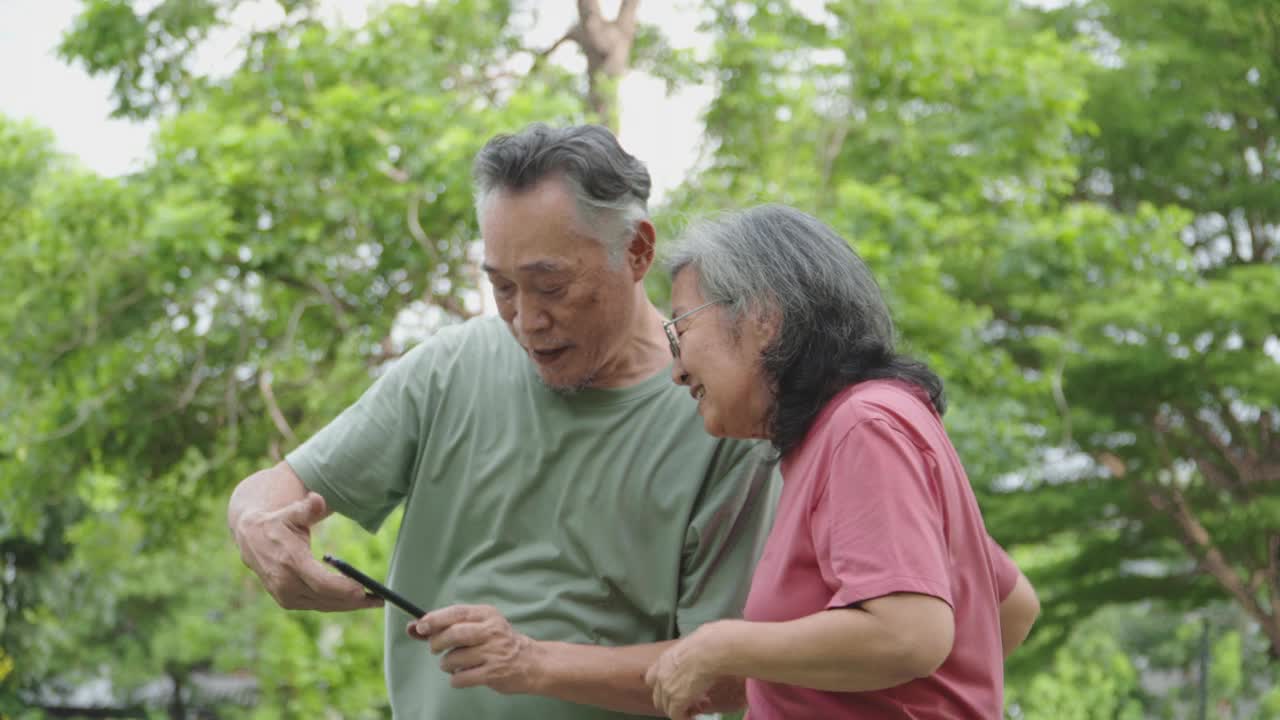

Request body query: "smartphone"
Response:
[323, 554, 426, 618]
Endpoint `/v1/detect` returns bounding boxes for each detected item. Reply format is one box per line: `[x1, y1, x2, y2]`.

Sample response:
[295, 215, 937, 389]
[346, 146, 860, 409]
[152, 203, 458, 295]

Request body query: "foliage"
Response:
[3, 0, 1278, 716]
[1007, 602, 1280, 719]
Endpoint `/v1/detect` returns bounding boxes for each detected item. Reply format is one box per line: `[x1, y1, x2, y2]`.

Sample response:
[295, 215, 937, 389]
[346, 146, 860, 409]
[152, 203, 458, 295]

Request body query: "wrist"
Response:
[523, 637, 552, 695]
[695, 620, 749, 676]
[229, 507, 265, 544]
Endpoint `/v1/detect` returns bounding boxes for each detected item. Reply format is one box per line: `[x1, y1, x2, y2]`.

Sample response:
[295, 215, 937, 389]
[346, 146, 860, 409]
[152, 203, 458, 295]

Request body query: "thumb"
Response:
[282, 492, 328, 529]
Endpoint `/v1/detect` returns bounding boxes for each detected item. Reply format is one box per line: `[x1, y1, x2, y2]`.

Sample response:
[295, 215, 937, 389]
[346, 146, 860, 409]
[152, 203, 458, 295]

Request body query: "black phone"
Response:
[323, 554, 426, 618]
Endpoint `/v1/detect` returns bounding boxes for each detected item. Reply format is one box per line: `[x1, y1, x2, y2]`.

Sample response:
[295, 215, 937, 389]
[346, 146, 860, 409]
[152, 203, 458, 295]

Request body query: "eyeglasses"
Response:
[662, 301, 717, 359]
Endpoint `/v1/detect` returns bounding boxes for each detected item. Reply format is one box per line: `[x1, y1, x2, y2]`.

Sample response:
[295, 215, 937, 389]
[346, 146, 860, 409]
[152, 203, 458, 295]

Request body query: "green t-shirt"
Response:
[287, 316, 776, 719]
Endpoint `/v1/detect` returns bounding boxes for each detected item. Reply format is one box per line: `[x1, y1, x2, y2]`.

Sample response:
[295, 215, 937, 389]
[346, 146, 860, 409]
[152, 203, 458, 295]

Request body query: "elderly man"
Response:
[227, 124, 775, 718]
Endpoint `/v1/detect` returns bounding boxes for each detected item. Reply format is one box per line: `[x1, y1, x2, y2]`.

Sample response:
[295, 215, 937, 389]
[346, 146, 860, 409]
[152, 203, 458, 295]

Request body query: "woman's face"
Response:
[668, 269, 775, 439]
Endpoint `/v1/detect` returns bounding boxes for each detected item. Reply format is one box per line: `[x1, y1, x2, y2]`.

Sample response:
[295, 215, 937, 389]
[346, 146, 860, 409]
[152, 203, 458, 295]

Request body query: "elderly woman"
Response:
[644, 205, 1039, 719]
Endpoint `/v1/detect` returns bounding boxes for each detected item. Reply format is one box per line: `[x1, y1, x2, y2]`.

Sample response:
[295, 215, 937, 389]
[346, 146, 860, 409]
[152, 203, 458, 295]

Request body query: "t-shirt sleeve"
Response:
[286, 340, 435, 533]
[987, 535, 1020, 602]
[675, 444, 779, 635]
[815, 418, 953, 610]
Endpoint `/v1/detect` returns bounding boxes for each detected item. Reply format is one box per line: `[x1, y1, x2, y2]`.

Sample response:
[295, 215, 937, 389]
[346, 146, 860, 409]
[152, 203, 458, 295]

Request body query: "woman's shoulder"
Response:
[827, 379, 935, 425]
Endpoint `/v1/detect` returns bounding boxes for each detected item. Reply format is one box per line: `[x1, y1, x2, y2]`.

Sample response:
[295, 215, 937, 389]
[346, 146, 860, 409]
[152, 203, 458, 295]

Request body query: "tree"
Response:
[1033, 0, 1280, 656]
[540, 0, 641, 131]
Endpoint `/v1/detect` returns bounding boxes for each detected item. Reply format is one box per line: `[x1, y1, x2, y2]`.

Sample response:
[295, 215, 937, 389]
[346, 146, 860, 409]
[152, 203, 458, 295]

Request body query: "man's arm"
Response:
[999, 571, 1040, 658]
[413, 605, 743, 716]
[228, 461, 380, 612]
[227, 461, 309, 531]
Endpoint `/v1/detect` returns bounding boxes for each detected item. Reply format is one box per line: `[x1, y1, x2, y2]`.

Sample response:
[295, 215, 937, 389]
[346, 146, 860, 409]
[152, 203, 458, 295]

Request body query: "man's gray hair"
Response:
[666, 204, 945, 455]
[472, 124, 651, 264]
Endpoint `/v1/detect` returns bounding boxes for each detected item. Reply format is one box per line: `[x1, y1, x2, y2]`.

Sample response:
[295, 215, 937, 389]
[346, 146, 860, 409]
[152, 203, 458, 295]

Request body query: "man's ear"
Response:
[624, 219, 657, 281]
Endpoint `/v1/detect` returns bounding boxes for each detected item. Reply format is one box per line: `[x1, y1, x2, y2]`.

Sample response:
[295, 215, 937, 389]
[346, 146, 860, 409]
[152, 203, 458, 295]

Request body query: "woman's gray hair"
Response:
[666, 204, 945, 455]
[472, 123, 650, 265]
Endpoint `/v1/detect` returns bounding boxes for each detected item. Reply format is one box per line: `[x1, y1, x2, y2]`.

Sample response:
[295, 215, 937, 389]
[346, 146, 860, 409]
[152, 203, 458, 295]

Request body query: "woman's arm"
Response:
[999, 571, 1040, 658]
[647, 590, 954, 720]
[705, 592, 953, 691]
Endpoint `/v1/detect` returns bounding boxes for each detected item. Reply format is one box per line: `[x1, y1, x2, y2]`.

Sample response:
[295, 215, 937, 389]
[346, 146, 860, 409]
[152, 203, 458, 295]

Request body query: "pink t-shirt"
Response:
[742, 380, 1018, 719]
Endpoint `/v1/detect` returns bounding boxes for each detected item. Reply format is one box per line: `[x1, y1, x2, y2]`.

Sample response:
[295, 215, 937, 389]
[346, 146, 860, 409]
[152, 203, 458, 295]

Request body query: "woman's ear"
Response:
[749, 304, 783, 347]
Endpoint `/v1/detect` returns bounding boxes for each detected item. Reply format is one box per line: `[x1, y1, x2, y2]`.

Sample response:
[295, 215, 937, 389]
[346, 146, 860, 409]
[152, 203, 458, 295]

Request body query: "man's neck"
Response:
[590, 301, 672, 389]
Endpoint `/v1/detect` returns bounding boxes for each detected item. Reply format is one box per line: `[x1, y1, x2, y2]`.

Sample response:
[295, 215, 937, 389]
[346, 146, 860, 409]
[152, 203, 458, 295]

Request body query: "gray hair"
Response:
[472, 124, 651, 264]
[666, 204, 945, 455]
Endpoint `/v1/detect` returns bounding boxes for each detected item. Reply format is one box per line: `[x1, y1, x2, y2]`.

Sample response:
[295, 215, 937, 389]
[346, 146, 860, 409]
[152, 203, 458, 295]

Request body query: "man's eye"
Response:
[539, 286, 565, 297]
[494, 284, 516, 296]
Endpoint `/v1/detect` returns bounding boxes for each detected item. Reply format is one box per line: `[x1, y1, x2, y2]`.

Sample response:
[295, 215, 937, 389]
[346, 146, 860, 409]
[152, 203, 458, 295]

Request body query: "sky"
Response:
[0, 0, 716, 203]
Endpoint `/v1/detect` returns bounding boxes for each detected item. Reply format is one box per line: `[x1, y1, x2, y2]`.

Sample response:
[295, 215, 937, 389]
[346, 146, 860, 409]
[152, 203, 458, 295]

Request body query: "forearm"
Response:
[532, 640, 675, 716]
[227, 461, 310, 535]
[708, 611, 929, 692]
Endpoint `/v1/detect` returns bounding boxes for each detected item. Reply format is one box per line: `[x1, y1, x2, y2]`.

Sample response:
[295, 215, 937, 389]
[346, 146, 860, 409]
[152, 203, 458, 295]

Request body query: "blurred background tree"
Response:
[1, 0, 1276, 718]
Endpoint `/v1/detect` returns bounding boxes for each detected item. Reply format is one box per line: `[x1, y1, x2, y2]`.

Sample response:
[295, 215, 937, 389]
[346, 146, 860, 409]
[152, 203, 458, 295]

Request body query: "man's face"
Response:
[480, 178, 639, 391]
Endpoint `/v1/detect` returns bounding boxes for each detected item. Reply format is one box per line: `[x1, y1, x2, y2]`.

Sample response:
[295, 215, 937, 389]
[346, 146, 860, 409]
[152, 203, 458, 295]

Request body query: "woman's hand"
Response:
[645, 621, 740, 720]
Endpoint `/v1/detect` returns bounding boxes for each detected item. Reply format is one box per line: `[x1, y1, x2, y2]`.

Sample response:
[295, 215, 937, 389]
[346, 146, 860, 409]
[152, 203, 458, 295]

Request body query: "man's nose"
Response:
[515, 294, 552, 335]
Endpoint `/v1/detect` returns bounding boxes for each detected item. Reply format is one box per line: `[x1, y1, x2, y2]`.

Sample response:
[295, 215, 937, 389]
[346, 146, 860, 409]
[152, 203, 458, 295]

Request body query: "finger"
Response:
[440, 647, 483, 675]
[449, 665, 488, 689]
[280, 492, 328, 530]
[643, 663, 657, 688]
[665, 694, 692, 720]
[297, 555, 383, 611]
[407, 618, 431, 640]
[423, 604, 493, 631]
[429, 621, 486, 655]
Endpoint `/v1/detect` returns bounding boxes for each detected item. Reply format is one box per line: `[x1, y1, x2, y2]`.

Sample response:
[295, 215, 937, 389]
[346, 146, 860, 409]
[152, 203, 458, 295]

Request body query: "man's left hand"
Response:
[408, 604, 543, 694]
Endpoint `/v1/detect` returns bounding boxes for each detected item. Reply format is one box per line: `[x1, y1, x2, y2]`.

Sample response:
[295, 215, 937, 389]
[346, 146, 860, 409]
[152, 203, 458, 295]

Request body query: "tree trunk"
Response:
[569, 0, 640, 131]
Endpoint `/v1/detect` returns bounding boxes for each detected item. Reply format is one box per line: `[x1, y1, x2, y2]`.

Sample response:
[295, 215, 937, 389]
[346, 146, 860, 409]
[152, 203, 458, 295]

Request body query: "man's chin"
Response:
[534, 367, 596, 395]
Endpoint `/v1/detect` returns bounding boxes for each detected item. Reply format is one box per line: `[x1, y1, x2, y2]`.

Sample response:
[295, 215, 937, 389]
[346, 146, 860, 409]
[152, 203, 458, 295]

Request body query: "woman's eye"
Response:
[539, 286, 566, 297]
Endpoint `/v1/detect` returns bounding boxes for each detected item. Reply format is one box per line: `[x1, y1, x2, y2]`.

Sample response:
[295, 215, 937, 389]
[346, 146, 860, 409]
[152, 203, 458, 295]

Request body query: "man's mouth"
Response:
[530, 346, 570, 364]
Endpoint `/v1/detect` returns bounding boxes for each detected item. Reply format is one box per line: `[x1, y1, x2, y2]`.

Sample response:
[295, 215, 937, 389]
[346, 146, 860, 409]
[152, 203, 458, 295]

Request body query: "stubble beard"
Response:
[536, 366, 599, 395]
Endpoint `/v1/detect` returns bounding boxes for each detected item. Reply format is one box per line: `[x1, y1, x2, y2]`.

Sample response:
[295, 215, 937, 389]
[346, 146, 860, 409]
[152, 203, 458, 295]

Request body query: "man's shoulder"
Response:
[398, 316, 519, 369]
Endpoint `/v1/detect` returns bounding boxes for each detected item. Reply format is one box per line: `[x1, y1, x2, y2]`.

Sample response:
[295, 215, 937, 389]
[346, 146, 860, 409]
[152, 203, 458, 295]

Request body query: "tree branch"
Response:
[1208, 385, 1255, 459]
[257, 369, 297, 447]
[282, 297, 321, 352]
[175, 341, 208, 410]
[617, 0, 641, 34]
[1175, 402, 1252, 498]
[1144, 483, 1274, 636]
[577, 0, 602, 22]
[407, 191, 435, 260]
[29, 397, 108, 443]
[1268, 534, 1280, 639]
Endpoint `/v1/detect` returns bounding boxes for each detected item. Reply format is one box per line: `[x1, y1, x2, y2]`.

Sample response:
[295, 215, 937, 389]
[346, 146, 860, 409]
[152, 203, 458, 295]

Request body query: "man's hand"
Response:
[409, 604, 543, 694]
[233, 491, 382, 612]
[645, 622, 739, 720]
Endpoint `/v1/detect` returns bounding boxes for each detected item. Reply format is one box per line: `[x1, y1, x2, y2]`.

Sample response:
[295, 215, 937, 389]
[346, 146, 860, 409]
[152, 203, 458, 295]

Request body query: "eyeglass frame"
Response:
[662, 301, 717, 359]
